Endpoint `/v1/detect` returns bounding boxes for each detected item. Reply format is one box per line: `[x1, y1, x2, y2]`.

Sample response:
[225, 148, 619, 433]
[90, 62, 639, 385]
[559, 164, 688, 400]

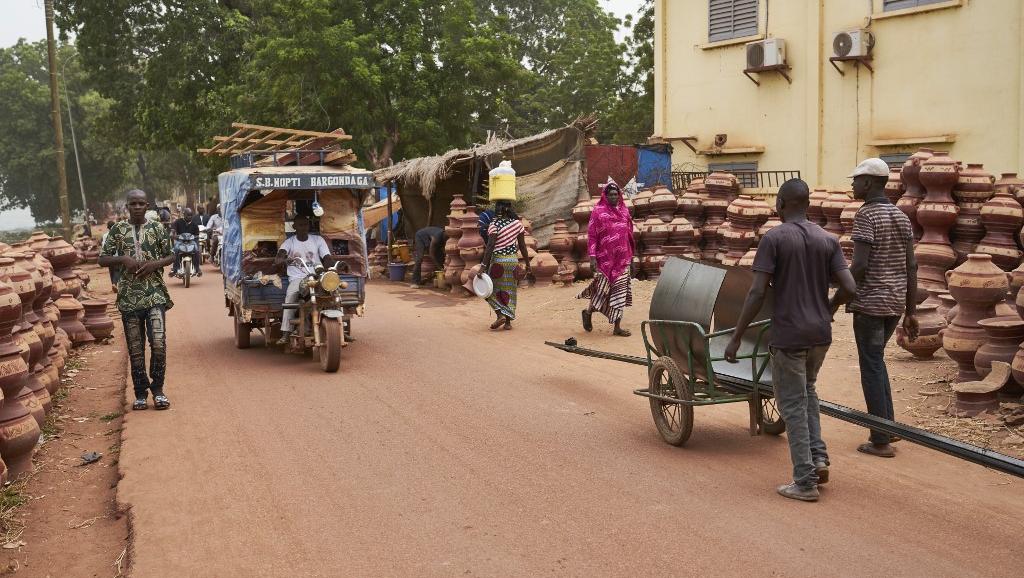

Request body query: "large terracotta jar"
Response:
[572, 198, 594, 229]
[808, 188, 829, 227]
[700, 175, 733, 262]
[839, 200, 865, 262]
[914, 151, 960, 293]
[942, 254, 1009, 383]
[3, 257, 47, 416]
[974, 316, 1024, 397]
[81, 300, 113, 341]
[720, 196, 766, 266]
[976, 178, 1024, 271]
[951, 163, 994, 264]
[937, 292, 958, 324]
[895, 303, 946, 359]
[884, 168, 905, 204]
[648, 186, 677, 222]
[705, 172, 739, 202]
[666, 215, 697, 253]
[897, 148, 934, 240]
[632, 188, 654, 218]
[679, 188, 705, 229]
[530, 251, 558, 285]
[547, 219, 573, 264]
[56, 294, 94, 347]
[640, 216, 670, 251]
[458, 206, 485, 286]
[821, 192, 849, 238]
[640, 246, 667, 280]
[55, 267, 82, 299]
[448, 193, 466, 215]
[994, 172, 1024, 203]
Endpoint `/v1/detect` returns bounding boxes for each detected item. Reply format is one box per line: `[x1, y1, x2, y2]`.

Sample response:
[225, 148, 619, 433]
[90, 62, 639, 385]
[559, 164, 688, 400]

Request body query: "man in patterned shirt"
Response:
[99, 189, 176, 411]
[846, 158, 919, 458]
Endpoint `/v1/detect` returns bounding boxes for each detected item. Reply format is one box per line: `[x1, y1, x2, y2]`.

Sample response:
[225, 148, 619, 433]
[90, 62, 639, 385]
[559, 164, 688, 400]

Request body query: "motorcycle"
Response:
[211, 230, 223, 268]
[198, 225, 210, 265]
[174, 233, 200, 288]
[284, 258, 349, 372]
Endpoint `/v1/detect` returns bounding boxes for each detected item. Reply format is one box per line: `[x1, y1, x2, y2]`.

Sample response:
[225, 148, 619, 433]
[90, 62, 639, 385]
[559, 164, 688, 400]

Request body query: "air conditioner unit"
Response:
[832, 29, 874, 58]
[746, 38, 786, 69]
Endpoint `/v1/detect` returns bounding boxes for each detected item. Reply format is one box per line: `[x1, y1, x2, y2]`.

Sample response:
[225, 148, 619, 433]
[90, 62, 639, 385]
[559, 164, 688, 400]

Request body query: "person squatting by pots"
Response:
[579, 181, 635, 337]
[725, 179, 858, 502]
[409, 226, 445, 289]
[479, 200, 531, 330]
[99, 189, 176, 411]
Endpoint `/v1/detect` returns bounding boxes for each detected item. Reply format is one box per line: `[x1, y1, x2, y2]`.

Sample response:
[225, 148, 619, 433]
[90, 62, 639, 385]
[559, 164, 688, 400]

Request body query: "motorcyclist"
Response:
[206, 205, 224, 264]
[171, 207, 203, 278]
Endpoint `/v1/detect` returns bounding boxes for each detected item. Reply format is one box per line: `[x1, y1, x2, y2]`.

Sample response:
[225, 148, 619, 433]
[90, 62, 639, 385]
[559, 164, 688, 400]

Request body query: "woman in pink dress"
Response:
[578, 181, 635, 336]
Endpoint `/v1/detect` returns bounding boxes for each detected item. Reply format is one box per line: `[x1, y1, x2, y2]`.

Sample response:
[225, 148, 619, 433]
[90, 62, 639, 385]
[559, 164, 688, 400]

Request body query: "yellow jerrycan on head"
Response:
[488, 160, 517, 202]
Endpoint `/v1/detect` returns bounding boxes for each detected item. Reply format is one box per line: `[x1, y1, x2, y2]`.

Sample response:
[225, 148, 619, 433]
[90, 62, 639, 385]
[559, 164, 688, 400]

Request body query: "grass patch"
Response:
[100, 411, 123, 422]
[64, 354, 85, 372]
[0, 480, 29, 544]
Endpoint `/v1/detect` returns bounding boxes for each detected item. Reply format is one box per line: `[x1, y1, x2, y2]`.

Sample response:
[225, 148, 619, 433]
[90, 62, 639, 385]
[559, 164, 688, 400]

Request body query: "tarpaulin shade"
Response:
[363, 194, 401, 229]
[637, 145, 673, 189]
[585, 145, 638, 196]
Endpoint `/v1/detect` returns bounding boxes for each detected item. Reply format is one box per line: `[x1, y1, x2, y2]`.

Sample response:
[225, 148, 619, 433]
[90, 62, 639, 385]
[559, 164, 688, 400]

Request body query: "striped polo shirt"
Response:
[848, 198, 913, 317]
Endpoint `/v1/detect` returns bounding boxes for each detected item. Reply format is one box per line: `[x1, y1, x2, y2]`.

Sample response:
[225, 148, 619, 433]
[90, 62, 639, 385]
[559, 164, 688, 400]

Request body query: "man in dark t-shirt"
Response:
[726, 179, 857, 502]
[170, 208, 202, 277]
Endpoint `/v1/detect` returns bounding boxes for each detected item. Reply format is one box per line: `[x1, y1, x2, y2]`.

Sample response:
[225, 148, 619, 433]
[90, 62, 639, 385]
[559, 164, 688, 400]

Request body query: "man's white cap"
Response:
[849, 158, 891, 178]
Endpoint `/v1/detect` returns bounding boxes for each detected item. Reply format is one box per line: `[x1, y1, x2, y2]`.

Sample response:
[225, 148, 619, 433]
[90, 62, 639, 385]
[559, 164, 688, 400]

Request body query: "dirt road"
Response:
[118, 274, 1024, 577]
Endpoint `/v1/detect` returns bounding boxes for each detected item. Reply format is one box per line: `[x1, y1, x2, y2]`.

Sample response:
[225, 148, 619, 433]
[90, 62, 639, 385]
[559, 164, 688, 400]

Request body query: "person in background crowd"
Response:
[579, 181, 635, 337]
[479, 200, 531, 330]
[98, 189, 175, 410]
[409, 226, 445, 288]
[725, 179, 857, 502]
[844, 158, 918, 459]
[275, 215, 335, 345]
[207, 205, 224, 263]
[196, 205, 209, 227]
[170, 207, 202, 278]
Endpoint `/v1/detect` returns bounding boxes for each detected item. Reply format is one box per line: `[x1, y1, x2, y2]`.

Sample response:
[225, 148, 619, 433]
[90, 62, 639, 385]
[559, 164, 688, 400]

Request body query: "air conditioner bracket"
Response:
[828, 55, 874, 76]
[742, 63, 792, 86]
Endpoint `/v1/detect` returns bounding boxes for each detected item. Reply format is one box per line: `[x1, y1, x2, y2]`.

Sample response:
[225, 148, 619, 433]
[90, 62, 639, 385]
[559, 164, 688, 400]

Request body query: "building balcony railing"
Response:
[671, 170, 802, 191]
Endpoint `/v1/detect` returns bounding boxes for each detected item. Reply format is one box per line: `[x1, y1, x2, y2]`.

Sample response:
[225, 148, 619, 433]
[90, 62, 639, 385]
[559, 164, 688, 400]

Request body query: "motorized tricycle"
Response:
[216, 160, 374, 373]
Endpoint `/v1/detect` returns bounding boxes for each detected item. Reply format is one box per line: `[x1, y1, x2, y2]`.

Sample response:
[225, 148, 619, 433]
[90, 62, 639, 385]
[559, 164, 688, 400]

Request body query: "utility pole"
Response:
[62, 54, 88, 226]
[44, 0, 72, 241]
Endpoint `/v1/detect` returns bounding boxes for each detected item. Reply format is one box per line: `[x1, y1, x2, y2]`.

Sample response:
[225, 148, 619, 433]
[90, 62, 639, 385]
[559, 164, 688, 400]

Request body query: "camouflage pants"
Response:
[121, 306, 167, 399]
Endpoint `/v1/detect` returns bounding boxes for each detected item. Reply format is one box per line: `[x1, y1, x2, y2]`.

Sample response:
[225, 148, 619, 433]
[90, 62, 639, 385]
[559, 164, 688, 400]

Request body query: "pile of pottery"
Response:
[73, 235, 100, 263]
[369, 245, 389, 278]
[720, 195, 771, 266]
[701, 172, 738, 262]
[458, 205, 486, 291]
[0, 230, 117, 483]
[951, 164, 994, 264]
[443, 194, 467, 295]
[548, 219, 577, 286]
[570, 198, 594, 281]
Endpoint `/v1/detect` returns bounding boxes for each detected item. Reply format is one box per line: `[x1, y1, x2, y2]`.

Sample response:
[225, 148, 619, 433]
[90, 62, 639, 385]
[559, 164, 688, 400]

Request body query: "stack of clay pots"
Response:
[821, 192, 850, 239]
[521, 219, 540, 287]
[458, 206, 485, 291]
[976, 173, 1024, 271]
[721, 196, 770, 267]
[369, 245, 388, 277]
[443, 194, 467, 295]
[701, 172, 738, 261]
[548, 219, 577, 286]
[571, 199, 594, 280]
[897, 148, 932, 241]
[884, 167, 905, 204]
[808, 188, 829, 227]
[839, 199, 865, 262]
[914, 151, 960, 297]
[951, 164, 994, 265]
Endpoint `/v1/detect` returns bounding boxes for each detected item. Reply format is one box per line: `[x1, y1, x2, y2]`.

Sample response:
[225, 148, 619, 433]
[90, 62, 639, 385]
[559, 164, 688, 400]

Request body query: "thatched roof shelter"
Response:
[373, 117, 597, 245]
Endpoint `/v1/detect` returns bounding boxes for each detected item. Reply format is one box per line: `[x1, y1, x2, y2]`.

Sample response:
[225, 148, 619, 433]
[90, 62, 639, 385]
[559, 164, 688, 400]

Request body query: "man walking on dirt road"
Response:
[725, 179, 857, 502]
[846, 158, 918, 459]
[99, 189, 176, 411]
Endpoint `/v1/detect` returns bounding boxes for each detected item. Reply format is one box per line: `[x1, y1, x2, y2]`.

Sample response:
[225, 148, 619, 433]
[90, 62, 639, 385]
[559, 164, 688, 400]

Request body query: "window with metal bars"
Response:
[709, 0, 759, 43]
[883, 0, 947, 11]
[879, 153, 911, 169]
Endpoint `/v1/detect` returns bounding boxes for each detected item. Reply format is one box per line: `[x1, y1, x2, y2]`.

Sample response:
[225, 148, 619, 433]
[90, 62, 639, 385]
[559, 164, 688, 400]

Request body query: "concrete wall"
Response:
[654, 0, 1024, 190]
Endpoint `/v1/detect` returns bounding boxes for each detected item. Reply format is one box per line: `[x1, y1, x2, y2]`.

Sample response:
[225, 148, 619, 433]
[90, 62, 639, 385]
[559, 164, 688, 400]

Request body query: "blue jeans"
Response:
[121, 306, 167, 399]
[771, 345, 830, 489]
[853, 313, 900, 444]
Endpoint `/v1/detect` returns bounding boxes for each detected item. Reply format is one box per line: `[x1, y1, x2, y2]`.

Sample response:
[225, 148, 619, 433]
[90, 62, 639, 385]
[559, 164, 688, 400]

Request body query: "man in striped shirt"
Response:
[845, 158, 919, 459]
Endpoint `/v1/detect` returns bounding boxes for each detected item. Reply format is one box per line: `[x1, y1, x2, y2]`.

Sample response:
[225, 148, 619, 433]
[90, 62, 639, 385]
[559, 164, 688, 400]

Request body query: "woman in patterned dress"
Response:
[579, 181, 635, 336]
[480, 200, 532, 330]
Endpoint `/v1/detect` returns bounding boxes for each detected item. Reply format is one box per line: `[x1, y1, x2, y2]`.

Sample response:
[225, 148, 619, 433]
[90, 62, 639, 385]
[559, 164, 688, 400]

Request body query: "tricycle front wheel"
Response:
[648, 357, 693, 446]
[319, 317, 342, 373]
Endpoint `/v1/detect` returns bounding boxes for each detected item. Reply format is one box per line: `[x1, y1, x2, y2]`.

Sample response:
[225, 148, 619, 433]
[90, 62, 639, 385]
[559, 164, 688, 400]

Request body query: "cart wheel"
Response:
[760, 396, 786, 435]
[648, 356, 693, 446]
[234, 310, 251, 349]
[319, 318, 342, 373]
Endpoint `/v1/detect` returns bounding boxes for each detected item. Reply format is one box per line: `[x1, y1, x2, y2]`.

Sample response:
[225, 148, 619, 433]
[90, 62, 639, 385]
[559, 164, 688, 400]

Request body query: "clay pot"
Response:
[943, 254, 1010, 382]
[913, 152, 960, 291]
[678, 189, 705, 228]
[640, 216, 670, 250]
[666, 215, 696, 247]
[975, 317, 1024, 397]
[896, 304, 946, 359]
[640, 246, 667, 280]
[884, 169, 905, 204]
[704, 172, 739, 201]
[573, 231, 589, 257]
[42, 237, 78, 271]
[648, 186, 677, 222]
[936, 292, 958, 323]
[994, 173, 1024, 202]
[530, 251, 558, 285]
[572, 198, 594, 228]
[632, 188, 654, 217]
[757, 215, 782, 240]
[839, 200, 865, 262]
[976, 182, 1023, 271]
[548, 219, 573, 263]
[448, 194, 467, 215]
[55, 294, 94, 347]
[81, 299, 114, 341]
[458, 206, 485, 285]
[821, 192, 850, 238]
[808, 188, 829, 227]
[17, 384, 44, 429]
[897, 148, 934, 240]
[576, 259, 593, 280]
[55, 267, 82, 299]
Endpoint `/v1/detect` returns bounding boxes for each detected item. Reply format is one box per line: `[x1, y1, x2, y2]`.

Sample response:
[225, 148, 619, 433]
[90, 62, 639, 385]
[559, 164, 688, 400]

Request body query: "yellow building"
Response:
[652, 0, 1024, 190]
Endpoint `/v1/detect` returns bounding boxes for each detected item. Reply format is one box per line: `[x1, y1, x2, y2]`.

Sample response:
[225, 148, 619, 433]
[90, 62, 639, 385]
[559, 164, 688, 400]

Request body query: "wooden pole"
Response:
[45, 0, 72, 241]
[386, 181, 395, 263]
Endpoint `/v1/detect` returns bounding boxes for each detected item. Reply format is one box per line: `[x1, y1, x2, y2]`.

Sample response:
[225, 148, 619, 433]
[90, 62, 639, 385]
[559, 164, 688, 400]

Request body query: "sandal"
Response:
[613, 328, 632, 337]
[132, 397, 148, 411]
[503, 321, 512, 330]
[857, 442, 895, 458]
[490, 317, 506, 330]
[582, 310, 593, 332]
[153, 395, 171, 410]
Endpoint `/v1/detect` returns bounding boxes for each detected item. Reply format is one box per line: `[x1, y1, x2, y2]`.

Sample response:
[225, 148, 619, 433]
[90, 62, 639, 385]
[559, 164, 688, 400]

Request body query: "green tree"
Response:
[604, 0, 654, 144]
[0, 41, 130, 223]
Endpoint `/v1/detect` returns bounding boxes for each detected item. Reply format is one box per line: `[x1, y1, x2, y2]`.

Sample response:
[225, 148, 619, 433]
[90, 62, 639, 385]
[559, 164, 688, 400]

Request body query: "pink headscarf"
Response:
[587, 180, 635, 281]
